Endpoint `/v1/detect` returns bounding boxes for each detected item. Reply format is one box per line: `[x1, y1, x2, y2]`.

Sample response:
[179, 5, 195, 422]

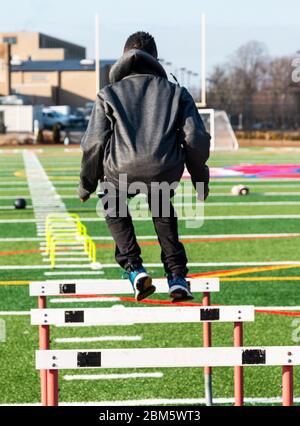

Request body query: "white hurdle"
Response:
[36, 346, 300, 369]
[29, 278, 220, 296]
[30, 277, 298, 407]
[36, 346, 299, 408]
[31, 305, 255, 326]
[30, 277, 220, 406]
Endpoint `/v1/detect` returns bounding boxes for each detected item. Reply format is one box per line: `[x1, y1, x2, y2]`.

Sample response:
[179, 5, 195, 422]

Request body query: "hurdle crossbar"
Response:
[31, 306, 255, 326]
[36, 347, 300, 369]
[29, 278, 220, 296]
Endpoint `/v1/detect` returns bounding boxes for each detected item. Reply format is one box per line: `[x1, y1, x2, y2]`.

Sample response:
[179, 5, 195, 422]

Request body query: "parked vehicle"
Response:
[42, 109, 70, 130]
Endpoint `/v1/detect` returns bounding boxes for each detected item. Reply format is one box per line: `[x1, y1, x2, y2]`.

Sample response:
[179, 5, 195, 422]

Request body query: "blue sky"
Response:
[1, 0, 299, 83]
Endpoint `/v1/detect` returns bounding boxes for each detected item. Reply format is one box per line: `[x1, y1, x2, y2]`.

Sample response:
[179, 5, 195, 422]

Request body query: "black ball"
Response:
[14, 198, 27, 210]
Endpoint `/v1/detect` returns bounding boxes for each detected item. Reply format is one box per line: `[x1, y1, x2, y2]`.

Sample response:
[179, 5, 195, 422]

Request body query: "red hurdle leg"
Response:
[202, 292, 213, 406]
[282, 365, 293, 406]
[38, 296, 50, 406]
[234, 322, 244, 406]
[47, 370, 59, 406]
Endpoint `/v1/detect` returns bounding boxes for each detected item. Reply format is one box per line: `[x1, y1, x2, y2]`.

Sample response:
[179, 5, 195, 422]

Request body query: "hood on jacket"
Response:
[109, 49, 167, 84]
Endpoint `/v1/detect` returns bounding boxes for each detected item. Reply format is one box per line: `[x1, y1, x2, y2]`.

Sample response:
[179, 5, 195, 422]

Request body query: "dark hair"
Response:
[124, 31, 158, 58]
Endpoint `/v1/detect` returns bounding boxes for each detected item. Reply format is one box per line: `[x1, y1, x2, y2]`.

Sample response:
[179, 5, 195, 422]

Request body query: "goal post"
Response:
[195, 15, 239, 151]
[198, 108, 239, 151]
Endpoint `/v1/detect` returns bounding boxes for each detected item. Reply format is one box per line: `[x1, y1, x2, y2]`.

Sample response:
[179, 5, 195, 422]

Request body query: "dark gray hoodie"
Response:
[79, 49, 210, 198]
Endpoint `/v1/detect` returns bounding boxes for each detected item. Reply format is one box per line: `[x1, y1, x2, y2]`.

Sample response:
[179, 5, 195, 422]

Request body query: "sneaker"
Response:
[167, 273, 194, 303]
[126, 265, 156, 302]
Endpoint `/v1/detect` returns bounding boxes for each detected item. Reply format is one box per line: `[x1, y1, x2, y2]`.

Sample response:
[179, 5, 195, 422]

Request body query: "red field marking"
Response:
[256, 310, 300, 317]
[0, 248, 42, 256]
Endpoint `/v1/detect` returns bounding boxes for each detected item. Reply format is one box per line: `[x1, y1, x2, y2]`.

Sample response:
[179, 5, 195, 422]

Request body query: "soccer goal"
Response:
[199, 108, 239, 151]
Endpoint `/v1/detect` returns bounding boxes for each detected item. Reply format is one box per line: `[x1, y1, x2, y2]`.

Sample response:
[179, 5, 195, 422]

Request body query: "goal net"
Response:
[198, 109, 239, 151]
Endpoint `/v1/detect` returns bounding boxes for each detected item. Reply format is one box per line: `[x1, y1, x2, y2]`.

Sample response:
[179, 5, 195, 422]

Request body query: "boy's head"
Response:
[124, 31, 158, 59]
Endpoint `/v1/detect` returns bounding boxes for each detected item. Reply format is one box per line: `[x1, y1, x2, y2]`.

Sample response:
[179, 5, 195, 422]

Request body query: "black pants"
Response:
[101, 188, 188, 276]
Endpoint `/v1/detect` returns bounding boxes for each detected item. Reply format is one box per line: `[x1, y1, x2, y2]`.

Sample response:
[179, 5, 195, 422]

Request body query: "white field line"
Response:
[1, 261, 300, 271]
[0, 177, 294, 185]
[2, 232, 300, 243]
[0, 238, 43, 241]
[63, 372, 162, 381]
[50, 297, 120, 303]
[52, 183, 300, 191]
[2, 214, 300, 223]
[22, 150, 97, 271]
[56, 336, 142, 343]
[23, 150, 68, 226]
[34, 200, 300, 210]
[210, 178, 300, 182]
[0, 196, 31, 199]
[2, 191, 300, 200]
[0, 265, 103, 270]
[3, 396, 300, 406]
[0, 206, 33, 210]
[89, 233, 300, 241]
[134, 201, 300, 208]
[204, 201, 300, 206]
[0, 182, 28, 186]
[42, 258, 90, 263]
[209, 192, 300, 197]
[0, 311, 30, 316]
[44, 271, 104, 276]
[0, 188, 31, 192]
[209, 184, 300, 189]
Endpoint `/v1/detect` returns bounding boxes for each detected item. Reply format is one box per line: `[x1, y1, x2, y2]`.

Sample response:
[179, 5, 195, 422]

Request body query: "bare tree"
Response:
[266, 56, 297, 128]
[229, 41, 269, 128]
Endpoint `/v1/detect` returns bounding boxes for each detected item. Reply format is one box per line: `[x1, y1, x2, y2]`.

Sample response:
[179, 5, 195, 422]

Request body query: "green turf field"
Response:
[0, 146, 300, 406]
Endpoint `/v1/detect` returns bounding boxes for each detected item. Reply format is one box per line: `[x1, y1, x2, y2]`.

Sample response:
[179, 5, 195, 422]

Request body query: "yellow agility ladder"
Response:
[45, 213, 96, 269]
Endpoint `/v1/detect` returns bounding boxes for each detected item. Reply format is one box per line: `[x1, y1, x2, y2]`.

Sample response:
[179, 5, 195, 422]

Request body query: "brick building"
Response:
[0, 32, 115, 107]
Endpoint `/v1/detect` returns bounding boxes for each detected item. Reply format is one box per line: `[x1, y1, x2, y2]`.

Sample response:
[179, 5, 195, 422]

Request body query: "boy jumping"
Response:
[79, 31, 210, 303]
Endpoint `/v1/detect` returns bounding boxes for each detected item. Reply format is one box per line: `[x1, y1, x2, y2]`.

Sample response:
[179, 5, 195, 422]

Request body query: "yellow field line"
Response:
[48, 176, 79, 180]
[215, 264, 300, 278]
[0, 281, 29, 285]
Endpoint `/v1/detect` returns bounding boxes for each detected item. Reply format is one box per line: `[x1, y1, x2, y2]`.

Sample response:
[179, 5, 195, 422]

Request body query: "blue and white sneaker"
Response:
[126, 265, 156, 302]
[167, 273, 194, 303]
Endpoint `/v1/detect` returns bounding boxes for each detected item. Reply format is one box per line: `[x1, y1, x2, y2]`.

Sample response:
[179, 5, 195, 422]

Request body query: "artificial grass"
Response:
[0, 147, 300, 405]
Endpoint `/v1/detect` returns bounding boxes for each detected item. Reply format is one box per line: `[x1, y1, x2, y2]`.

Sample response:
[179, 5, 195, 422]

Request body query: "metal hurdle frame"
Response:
[30, 278, 219, 406]
[36, 346, 298, 407]
[31, 304, 254, 407]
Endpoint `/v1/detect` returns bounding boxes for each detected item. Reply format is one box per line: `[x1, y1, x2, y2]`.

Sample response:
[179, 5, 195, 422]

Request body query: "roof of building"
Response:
[11, 59, 115, 72]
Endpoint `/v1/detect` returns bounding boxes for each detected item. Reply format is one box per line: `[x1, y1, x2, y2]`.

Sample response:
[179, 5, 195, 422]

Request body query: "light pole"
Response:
[95, 13, 100, 94]
[180, 67, 186, 86]
[187, 70, 193, 89]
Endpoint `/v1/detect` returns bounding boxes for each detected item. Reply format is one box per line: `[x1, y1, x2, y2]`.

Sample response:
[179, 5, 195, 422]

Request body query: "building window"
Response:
[32, 74, 48, 82]
[3, 37, 17, 44]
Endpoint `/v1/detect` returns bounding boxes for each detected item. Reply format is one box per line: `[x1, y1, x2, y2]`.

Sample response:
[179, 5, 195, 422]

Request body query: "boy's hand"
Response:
[80, 194, 90, 203]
